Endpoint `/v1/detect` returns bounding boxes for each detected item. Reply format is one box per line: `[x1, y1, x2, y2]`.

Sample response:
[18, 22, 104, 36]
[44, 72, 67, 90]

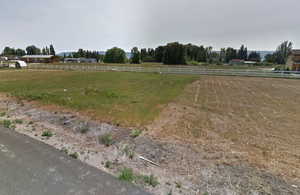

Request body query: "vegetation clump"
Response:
[69, 152, 79, 159]
[130, 129, 142, 138]
[142, 174, 159, 187]
[118, 168, 135, 182]
[99, 133, 113, 147]
[42, 131, 53, 138]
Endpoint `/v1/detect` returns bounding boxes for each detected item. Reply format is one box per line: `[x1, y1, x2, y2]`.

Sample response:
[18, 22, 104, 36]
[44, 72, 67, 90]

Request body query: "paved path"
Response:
[0, 127, 150, 195]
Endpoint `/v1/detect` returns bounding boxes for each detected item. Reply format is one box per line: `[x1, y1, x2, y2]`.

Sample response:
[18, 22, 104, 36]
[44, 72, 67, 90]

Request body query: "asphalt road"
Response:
[0, 127, 150, 195]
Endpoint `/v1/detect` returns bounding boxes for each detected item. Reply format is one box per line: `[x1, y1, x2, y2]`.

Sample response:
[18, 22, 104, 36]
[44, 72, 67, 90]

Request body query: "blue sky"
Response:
[1, 0, 299, 52]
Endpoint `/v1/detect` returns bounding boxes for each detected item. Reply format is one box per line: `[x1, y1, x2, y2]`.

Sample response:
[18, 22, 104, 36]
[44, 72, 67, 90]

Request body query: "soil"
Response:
[0, 76, 300, 195]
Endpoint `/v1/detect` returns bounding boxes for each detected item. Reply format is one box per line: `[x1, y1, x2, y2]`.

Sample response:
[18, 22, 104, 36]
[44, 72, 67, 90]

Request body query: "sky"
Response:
[1, 0, 299, 52]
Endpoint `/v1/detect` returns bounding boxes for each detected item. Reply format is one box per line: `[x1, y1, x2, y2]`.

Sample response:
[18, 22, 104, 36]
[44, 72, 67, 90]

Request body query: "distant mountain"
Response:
[57, 51, 132, 59]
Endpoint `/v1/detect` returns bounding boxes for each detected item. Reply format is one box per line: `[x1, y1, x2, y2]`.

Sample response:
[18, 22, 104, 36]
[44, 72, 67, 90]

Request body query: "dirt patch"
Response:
[148, 76, 300, 185]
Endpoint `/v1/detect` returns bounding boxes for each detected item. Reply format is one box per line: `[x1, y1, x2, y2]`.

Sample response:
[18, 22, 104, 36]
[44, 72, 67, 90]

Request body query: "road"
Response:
[0, 127, 150, 195]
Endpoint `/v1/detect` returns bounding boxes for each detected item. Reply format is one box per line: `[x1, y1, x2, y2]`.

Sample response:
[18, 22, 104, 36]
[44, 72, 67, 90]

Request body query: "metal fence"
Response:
[27, 64, 300, 79]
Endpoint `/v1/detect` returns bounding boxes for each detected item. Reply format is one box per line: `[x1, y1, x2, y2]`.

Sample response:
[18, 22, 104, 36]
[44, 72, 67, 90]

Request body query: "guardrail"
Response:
[27, 64, 300, 79]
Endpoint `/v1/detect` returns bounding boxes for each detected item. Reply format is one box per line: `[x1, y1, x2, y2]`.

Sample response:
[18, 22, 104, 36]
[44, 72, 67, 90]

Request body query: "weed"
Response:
[99, 133, 113, 146]
[28, 121, 34, 125]
[42, 131, 53, 138]
[80, 126, 89, 134]
[175, 181, 182, 189]
[142, 174, 159, 187]
[2, 120, 11, 128]
[105, 161, 113, 169]
[69, 152, 79, 159]
[61, 148, 69, 154]
[123, 145, 135, 159]
[130, 129, 142, 138]
[0, 112, 6, 117]
[203, 192, 209, 195]
[14, 119, 23, 124]
[118, 168, 135, 182]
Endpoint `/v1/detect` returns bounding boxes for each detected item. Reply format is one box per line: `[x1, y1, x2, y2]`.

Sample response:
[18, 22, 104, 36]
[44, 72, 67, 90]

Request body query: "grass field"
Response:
[0, 70, 198, 126]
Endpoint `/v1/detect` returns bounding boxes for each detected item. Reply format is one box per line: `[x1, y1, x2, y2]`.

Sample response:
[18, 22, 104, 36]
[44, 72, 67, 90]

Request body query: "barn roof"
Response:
[22, 55, 54, 59]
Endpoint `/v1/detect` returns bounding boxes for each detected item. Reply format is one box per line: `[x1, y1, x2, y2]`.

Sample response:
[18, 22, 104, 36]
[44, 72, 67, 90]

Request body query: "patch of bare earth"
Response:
[0, 76, 300, 195]
[148, 76, 300, 194]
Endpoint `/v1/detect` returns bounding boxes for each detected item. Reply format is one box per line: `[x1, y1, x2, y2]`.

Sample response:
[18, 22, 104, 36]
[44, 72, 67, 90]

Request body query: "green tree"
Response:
[49, 44, 56, 56]
[26, 45, 41, 55]
[131, 47, 141, 64]
[163, 42, 186, 65]
[104, 47, 127, 63]
[225, 47, 237, 63]
[15, 48, 26, 56]
[274, 41, 293, 64]
[248, 51, 261, 62]
[2, 47, 16, 56]
[237, 45, 248, 60]
[155, 46, 165, 62]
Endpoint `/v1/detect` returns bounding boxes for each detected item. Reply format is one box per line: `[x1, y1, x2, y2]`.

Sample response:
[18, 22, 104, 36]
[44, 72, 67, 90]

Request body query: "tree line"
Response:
[1, 45, 56, 56]
[1, 41, 293, 65]
[129, 43, 262, 65]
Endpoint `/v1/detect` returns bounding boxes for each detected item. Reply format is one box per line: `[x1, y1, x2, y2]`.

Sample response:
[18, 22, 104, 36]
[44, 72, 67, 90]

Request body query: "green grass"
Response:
[42, 130, 53, 137]
[0, 71, 197, 126]
[118, 168, 135, 182]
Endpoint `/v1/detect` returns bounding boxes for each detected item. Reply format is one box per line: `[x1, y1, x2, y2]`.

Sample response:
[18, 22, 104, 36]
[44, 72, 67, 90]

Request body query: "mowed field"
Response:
[0, 70, 198, 126]
[149, 76, 300, 182]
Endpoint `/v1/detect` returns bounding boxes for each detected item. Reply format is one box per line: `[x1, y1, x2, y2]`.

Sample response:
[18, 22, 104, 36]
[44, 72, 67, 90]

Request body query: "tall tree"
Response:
[15, 48, 26, 56]
[274, 41, 293, 64]
[26, 45, 41, 55]
[103, 47, 127, 63]
[163, 42, 186, 65]
[225, 47, 237, 63]
[237, 45, 248, 60]
[131, 47, 141, 64]
[154, 46, 165, 62]
[49, 44, 56, 56]
[2, 47, 16, 56]
[248, 51, 261, 62]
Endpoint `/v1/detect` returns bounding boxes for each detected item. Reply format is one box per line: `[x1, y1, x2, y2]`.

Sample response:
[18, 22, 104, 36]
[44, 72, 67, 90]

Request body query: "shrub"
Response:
[118, 168, 135, 182]
[130, 129, 142, 138]
[105, 161, 113, 169]
[0, 112, 6, 117]
[2, 120, 11, 128]
[15, 119, 23, 124]
[80, 126, 89, 134]
[69, 152, 79, 159]
[143, 174, 159, 187]
[99, 133, 113, 146]
[42, 131, 53, 138]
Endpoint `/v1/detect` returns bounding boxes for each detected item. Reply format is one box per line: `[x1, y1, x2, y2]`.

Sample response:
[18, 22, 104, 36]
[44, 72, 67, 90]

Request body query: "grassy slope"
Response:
[0, 70, 198, 126]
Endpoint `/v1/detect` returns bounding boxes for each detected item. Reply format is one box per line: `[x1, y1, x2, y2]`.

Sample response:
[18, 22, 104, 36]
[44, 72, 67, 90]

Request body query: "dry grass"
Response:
[148, 76, 300, 182]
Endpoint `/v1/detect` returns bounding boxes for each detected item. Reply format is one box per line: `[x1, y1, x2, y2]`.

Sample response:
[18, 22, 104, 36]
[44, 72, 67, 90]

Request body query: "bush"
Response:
[69, 152, 79, 159]
[2, 120, 11, 128]
[99, 133, 113, 146]
[143, 174, 159, 187]
[118, 168, 135, 182]
[187, 60, 199, 66]
[130, 129, 142, 138]
[15, 119, 23, 124]
[42, 131, 53, 138]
